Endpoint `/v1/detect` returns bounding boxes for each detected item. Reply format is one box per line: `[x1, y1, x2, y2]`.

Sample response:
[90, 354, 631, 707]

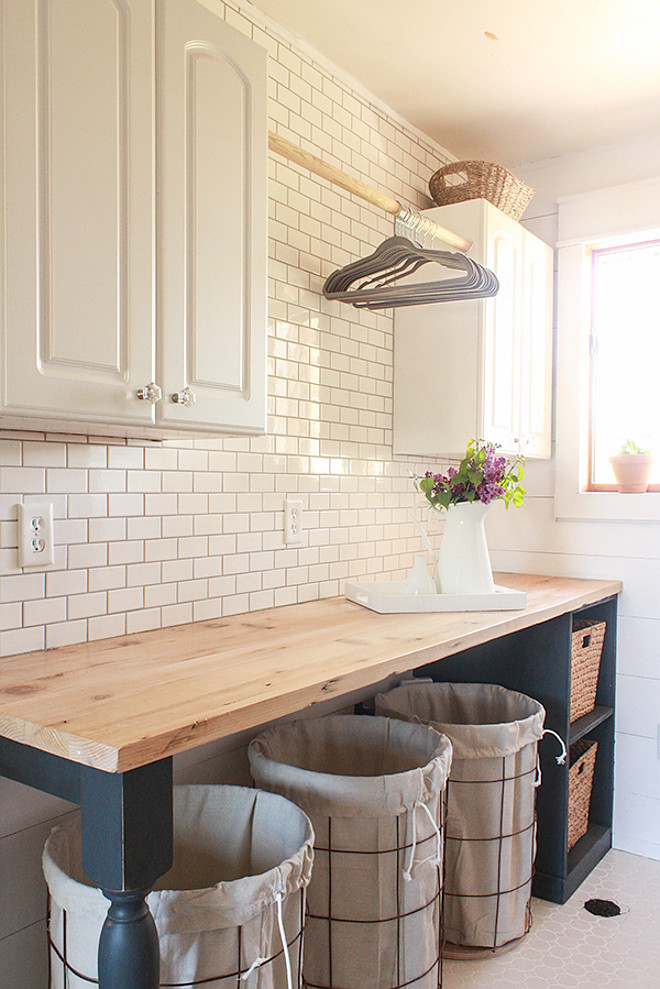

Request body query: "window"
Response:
[587, 238, 660, 490]
[554, 177, 660, 521]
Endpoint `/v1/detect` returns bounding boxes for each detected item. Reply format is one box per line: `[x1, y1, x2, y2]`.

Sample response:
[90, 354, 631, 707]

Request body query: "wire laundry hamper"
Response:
[376, 682, 545, 954]
[249, 714, 453, 989]
[43, 785, 314, 989]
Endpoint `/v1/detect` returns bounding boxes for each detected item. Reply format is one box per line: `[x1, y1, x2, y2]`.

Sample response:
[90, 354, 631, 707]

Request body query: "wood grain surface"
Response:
[0, 574, 621, 772]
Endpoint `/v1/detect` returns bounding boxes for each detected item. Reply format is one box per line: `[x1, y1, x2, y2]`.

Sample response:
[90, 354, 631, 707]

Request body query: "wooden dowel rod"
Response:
[268, 131, 471, 253]
[269, 131, 400, 213]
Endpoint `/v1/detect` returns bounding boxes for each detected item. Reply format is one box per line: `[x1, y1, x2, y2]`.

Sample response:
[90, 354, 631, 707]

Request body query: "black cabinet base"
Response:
[533, 825, 611, 904]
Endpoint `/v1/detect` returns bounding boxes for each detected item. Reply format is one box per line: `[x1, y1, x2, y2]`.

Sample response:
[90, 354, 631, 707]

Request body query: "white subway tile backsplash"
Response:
[0, 625, 45, 656]
[1, 572, 46, 603]
[107, 447, 144, 470]
[108, 493, 144, 517]
[108, 587, 144, 614]
[47, 467, 87, 493]
[67, 543, 109, 570]
[0, 602, 22, 631]
[126, 608, 161, 634]
[88, 566, 127, 593]
[162, 603, 193, 627]
[67, 591, 108, 621]
[0, 467, 45, 492]
[193, 556, 223, 579]
[145, 493, 179, 516]
[145, 447, 178, 471]
[127, 562, 161, 587]
[144, 538, 179, 563]
[108, 541, 144, 566]
[0, 440, 22, 465]
[128, 516, 162, 541]
[23, 596, 66, 627]
[89, 613, 127, 641]
[161, 559, 193, 584]
[193, 598, 223, 621]
[23, 441, 66, 467]
[144, 581, 176, 609]
[66, 443, 108, 469]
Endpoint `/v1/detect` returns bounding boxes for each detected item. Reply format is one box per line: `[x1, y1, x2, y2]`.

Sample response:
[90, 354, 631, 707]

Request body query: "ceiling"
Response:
[252, 0, 660, 165]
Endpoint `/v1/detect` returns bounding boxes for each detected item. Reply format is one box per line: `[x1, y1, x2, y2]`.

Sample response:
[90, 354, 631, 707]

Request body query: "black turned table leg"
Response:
[98, 889, 160, 988]
[80, 759, 174, 989]
[0, 740, 174, 989]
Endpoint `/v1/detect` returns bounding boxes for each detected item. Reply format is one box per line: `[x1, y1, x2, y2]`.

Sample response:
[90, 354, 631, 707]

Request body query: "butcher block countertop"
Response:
[0, 573, 621, 774]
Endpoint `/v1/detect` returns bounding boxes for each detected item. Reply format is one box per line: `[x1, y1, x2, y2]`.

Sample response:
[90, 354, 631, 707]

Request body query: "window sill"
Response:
[554, 485, 660, 522]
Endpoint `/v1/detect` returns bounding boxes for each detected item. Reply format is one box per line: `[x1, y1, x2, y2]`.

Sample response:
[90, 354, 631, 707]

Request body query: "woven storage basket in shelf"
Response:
[570, 619, 606, 722]
[428, 160, 535, 221]
[567, 739, 598, 851]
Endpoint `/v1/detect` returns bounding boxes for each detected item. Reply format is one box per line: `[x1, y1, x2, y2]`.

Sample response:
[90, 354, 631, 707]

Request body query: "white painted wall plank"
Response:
[0, 920, 48, 989]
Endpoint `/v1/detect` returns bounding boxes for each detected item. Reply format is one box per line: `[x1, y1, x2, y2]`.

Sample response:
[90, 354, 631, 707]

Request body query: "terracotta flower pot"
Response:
[609, 454, 653, 493]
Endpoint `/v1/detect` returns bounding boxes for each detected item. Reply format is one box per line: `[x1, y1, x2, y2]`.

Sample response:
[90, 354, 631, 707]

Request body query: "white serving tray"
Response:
[344, 581, 527, 614]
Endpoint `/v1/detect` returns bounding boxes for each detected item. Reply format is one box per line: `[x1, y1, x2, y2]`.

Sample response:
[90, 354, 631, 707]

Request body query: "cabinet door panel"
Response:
[520, 235, 553, 458]
[157, 0, 267, 433]
[1, 0, 154, 425]
[483, 225, 521, 451]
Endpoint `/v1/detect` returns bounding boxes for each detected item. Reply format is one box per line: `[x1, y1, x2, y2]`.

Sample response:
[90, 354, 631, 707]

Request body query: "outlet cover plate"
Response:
[18, 498, 55, 568]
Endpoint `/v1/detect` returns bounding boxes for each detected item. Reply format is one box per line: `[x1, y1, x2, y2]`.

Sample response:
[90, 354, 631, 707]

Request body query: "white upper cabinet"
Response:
[393, 199, 553, 460]
[1, 0, 155, 431]
[156, 0, 267, 434]
[0, 0, 267, 438]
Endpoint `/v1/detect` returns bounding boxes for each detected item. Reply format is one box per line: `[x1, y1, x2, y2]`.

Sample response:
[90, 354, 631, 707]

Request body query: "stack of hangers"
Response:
[322, 236, 499, 310]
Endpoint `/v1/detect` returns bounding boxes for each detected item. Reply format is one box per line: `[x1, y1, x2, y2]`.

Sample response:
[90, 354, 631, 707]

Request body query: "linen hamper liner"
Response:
[375, 683, 545, 953]
[43, 784, 314, 989]
[248, 714, 453, 989]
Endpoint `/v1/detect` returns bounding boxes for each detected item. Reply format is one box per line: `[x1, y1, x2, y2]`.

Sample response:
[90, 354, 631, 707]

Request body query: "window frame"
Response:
[585, 237, 660, 493]
[554, 177, 660, 521]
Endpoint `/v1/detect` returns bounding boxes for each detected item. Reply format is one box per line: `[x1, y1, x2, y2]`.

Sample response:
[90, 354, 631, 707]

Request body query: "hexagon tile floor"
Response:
[442, 849, 660, 988]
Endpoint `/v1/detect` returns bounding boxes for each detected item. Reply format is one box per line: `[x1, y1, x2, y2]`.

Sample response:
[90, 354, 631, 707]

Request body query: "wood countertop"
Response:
[0, 573, 621, 773]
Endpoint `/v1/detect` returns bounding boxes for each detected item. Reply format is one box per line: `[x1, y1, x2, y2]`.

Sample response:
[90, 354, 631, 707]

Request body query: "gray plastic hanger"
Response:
[323, 236, 499, 309]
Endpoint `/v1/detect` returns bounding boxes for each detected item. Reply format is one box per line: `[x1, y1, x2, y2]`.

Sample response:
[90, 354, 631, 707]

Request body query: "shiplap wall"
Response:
[487, 134, 660, 865]
[0, 2, 452, 983]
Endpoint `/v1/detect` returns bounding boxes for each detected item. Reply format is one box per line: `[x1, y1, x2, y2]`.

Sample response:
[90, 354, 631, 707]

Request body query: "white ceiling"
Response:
[252, 0, 660, 165]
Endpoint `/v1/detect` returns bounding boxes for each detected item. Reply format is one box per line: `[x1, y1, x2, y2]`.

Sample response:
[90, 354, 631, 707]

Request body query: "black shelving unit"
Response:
[415, 592, 618, 904]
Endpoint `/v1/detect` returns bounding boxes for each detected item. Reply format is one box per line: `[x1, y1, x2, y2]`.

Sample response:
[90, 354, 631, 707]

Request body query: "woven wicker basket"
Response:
[570, 619, 606, 722]
[567, 739, 598, 851]
[428, 161, 535, 221]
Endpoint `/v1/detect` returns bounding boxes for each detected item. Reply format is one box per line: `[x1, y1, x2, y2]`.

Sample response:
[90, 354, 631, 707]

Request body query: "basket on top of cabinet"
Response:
[570, 619, 606, 722]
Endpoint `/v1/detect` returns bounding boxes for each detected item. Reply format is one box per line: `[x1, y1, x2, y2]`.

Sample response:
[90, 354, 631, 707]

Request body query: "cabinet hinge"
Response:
[589, 332, 599, 358]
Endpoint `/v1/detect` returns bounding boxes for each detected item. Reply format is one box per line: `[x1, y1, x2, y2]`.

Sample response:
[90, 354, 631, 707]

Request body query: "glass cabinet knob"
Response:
[172, 386, 197, 408]
[136, 382, 162, 404]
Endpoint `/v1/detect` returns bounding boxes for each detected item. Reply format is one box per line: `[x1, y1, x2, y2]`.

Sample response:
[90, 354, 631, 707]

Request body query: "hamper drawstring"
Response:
[241, 955, 268, 981]
[240, 891, 293, 989]
[535, 728, 568, 787]
[403, 800, 442, 882]
[275, 891, 294, 989]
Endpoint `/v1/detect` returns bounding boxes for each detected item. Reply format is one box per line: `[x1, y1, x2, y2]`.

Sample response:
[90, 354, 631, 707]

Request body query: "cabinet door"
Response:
[482, 214, 522, 454]
[1, 0, 155, 428]
[156, 0, 267, 434]
[519, 232, 553, 459]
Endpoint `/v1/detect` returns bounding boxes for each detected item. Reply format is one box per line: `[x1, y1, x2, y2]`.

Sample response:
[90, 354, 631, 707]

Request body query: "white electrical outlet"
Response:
[18, 499, 55, 568]
[284, 498, 304, 545]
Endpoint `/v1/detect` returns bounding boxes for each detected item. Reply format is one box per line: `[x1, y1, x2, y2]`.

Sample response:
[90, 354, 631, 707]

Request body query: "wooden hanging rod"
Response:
[268, 131, 472, 253]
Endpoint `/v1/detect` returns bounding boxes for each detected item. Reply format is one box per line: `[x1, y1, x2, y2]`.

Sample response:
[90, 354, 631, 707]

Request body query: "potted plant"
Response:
[610, 440, 653, 493]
